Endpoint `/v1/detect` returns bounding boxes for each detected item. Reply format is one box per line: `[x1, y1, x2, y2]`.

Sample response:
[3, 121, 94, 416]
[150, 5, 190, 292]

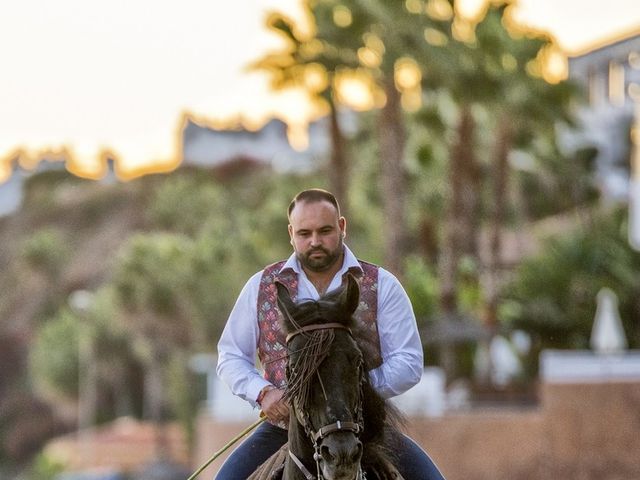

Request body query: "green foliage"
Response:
[29, 287, 144, 419]
[501, 207, 640, 352]
[166, 353, 198, 447]
[147, 174, 227, 236]
[403, 255, 439, 319]
[113, 232, 193, 318]
[29, 308, 80, 398]
[135, 172, 310, 345]
[89, 287, 145, 419]
[20, 228, 70, 276]
[457, 255, 482, 312]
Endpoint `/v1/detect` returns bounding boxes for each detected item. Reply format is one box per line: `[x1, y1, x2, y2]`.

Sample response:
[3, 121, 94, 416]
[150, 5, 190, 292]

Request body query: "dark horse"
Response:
[271, 274, 404, 480]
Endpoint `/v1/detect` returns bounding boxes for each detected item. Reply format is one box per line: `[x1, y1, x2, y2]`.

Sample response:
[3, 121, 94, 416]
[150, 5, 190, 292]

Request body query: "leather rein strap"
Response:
[288, 450, 316, 480]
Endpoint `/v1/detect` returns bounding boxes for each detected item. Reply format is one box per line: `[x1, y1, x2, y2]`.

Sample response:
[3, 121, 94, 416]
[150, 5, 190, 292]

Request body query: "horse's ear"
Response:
[338, 273, 360, 316]
[275, 281, 295, 319]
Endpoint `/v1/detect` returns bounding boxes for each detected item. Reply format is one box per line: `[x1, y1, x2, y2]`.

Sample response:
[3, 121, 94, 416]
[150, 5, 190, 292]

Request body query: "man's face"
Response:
[288, 200, 345, 272]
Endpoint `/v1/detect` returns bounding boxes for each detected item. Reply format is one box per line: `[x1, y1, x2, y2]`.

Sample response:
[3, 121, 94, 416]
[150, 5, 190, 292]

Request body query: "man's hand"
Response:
[259, 387, 289, 423]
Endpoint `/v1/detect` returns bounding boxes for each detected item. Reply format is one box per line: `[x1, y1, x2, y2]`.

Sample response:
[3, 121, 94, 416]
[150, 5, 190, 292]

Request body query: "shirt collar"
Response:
[279, 244, 362, 277]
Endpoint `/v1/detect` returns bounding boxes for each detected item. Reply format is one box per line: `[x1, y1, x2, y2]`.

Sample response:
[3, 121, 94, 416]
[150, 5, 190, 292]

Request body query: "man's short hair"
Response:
[288, 189, 341, 219]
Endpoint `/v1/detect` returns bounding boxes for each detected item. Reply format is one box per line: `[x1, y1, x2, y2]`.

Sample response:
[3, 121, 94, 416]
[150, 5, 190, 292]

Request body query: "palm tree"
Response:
[338, 0, 456, 276]
[389, 0, 486, 312]
[472, 3, 576, 327]
[251, 7, 365, 208]
[414, 2, 575, 323]
[256, 0, 445, 275]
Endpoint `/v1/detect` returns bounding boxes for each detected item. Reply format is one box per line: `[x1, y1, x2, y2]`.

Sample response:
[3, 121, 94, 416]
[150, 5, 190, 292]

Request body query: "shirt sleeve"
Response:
[216, 272, 272, 407]
[367, 268, 424, 399]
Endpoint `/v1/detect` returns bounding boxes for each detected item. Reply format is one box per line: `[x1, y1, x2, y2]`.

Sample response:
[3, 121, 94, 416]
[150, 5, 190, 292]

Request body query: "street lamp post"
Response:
[69, 289, 96, 470]
[629, 102, 640, 250]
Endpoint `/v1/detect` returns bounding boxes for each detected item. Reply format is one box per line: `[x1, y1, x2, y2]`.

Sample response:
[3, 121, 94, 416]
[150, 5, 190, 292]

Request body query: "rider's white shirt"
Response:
[216, 244, 424, 408]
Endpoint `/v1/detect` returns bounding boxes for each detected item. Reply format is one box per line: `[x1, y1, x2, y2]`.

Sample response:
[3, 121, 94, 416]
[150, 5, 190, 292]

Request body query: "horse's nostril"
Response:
[320, 444, 335, 462]
[320, 437, 363, 466]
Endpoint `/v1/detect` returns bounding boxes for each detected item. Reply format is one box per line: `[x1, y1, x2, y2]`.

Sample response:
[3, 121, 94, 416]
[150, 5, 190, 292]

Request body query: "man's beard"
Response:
[297, 238, 343, 272]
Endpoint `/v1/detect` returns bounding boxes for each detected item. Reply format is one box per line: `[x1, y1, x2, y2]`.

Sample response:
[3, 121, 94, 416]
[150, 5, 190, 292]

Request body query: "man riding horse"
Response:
[216, 189, 445, 479]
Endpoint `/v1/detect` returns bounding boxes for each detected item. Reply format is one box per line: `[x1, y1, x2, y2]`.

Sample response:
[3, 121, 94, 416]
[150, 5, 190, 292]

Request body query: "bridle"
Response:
[285, 322, 366, 480]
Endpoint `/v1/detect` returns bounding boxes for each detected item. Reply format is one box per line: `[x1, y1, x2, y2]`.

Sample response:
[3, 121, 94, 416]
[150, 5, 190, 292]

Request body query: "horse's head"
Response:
[276, 274, 365, 480]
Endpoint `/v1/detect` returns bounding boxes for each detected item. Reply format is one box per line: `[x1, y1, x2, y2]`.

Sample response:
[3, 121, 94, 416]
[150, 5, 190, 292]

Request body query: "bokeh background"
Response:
[1, 1, 640, 479]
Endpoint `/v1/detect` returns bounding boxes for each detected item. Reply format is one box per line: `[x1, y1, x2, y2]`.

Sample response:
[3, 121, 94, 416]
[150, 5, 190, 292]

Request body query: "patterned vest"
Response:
[257, 260, 382, 390]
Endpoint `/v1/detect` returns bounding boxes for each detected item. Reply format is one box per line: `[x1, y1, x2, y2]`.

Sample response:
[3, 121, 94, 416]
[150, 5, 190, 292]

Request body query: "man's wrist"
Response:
[256, 385, 276, 406]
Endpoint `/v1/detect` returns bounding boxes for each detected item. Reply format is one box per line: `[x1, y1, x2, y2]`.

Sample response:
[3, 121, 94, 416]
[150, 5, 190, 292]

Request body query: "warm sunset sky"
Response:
[1, 0, 639, 180]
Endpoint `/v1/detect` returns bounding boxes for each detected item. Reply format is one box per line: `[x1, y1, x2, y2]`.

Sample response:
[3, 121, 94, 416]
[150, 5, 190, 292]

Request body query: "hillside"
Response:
[1, 172, 152, 335]
[0, 170, 160, 468]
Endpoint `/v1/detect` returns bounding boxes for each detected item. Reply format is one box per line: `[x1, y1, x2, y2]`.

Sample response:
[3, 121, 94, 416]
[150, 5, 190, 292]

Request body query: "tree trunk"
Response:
[437, 104, 480, 383]
[378, 78, 407, 277]
[145, 348, 169, 460]
[327, 97, 349, 215]
[484, 115, 512, 328]
[439, 104, 479, 313]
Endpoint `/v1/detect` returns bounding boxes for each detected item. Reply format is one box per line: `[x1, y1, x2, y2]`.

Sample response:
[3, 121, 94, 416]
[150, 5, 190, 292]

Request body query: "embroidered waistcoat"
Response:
[257, 260, 382, 390]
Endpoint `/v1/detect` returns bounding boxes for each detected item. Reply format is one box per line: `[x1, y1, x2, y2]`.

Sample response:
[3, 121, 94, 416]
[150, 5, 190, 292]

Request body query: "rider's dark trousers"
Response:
[214, 420, 445, 480]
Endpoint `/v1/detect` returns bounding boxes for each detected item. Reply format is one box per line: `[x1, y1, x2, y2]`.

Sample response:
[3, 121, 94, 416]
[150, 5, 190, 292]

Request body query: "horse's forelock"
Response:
[284, 327, 336, 406]
[281, 300, 354, 334]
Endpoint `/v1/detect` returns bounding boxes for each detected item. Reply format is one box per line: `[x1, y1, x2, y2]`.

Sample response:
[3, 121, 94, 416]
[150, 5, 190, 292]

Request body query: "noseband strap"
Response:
[313, 420, 361, 443]
[285, 322, 352, 343]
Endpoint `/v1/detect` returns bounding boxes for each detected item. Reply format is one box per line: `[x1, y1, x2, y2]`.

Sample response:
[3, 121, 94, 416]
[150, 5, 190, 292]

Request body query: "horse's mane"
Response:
[360, 375, 406, 442]
[360, 377, 408, 480]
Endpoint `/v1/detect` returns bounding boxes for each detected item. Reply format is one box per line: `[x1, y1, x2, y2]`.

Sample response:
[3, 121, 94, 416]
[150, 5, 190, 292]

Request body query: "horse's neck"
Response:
[284, 418, 317, 480]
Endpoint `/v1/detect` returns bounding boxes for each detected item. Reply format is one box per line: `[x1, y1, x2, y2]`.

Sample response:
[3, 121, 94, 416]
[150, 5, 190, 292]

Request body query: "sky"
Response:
[1, 0, 639, 181]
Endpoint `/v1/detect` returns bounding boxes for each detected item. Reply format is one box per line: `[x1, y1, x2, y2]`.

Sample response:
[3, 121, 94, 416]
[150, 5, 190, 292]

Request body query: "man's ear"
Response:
[339, 216, 346, 239]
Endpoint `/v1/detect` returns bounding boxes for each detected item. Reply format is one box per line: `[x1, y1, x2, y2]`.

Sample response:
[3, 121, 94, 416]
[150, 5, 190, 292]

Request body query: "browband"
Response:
[285, 323, 352, 343]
